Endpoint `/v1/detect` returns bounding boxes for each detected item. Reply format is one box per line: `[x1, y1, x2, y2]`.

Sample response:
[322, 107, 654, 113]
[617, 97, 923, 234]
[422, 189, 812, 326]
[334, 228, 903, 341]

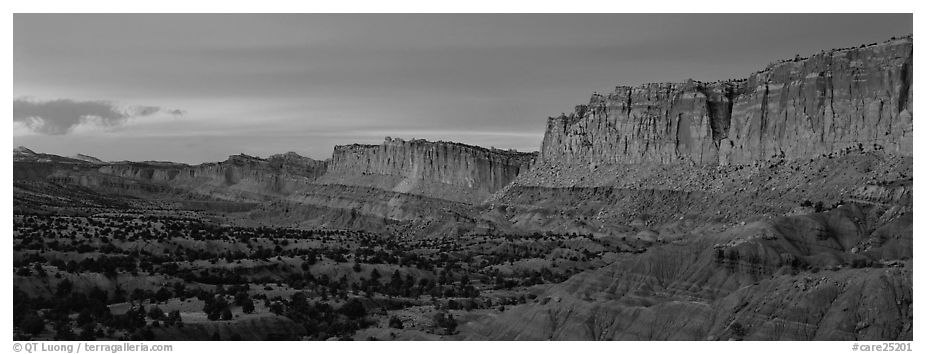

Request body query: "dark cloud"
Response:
[131, 105, 161, 116]
[13, 98, 184, 135]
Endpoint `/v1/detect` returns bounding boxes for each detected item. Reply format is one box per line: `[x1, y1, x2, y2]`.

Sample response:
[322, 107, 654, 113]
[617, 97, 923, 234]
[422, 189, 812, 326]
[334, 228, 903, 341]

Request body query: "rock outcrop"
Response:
[322, 137, 536, 203]
[14, 146, 89, 164]
[465, 202, 912, 341]
[466, 36, 914, 341]
[540, 36, 912, 168]
[96, 152, 327, 200]
[70, 154, 105, 164]
[13, 146, 36, 158]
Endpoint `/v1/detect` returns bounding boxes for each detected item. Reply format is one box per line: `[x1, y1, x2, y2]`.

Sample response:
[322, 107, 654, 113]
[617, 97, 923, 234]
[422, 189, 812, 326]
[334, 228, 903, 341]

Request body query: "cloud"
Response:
[13, 98, 184, 135]
[166, 109, 187, 116]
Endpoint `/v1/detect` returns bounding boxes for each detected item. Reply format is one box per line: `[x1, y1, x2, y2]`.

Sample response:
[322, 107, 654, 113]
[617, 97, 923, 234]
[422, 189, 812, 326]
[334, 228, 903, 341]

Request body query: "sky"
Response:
[13, 13, 912, 164]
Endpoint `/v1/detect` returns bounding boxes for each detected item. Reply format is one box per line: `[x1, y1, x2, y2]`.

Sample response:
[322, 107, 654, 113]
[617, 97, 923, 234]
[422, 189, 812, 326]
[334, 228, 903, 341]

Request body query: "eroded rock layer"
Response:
[323, 137, 536, 203]
[540, 36, 912, 168]
[465, 201, 912, 341]
[97, 152, 327, 200]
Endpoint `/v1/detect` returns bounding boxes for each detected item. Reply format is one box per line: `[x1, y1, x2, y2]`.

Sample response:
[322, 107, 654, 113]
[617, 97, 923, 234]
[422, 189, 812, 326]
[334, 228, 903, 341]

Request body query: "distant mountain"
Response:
[13, 146, 36, 156]
[14, 146, 88, 164]
[70, 154, 105, 164]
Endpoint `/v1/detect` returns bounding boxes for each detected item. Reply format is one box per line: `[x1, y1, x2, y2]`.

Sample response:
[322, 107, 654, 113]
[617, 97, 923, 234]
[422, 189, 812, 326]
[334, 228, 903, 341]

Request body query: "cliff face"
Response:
[323, 137, 535, 203]
[17, 137, 534, 212]
[541, 36, 912, 167]
[97, 152, 327, 199]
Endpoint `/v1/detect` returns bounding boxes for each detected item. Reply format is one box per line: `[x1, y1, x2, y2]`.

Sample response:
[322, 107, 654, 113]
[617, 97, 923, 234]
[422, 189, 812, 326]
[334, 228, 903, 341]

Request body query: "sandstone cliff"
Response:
[321, 137, 536, 203]
[96, 152, 327, 200]
[540, 36, 912, 167]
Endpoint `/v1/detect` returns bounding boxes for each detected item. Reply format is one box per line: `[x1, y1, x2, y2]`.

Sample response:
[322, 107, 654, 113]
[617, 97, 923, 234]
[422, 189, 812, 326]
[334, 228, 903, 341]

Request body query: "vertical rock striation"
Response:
[36, 137, 534, 205]
[97, 152, 328, 199]
[540, 36, 912, 167]
[324, 137, 535, 202]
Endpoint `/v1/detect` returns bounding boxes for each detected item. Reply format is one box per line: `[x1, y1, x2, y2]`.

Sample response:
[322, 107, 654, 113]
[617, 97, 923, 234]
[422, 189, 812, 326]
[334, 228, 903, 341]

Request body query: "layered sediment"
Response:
[96, 152, 327, 200]
[322, 137, 535, 203]
[540, 36, 912, 168]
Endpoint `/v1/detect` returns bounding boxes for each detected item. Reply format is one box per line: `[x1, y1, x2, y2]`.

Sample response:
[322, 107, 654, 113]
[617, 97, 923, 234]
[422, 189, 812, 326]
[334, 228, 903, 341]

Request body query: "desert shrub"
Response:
[20, 312, 45, 336]
[388, 316, 404, 329]
[433, 312, 457, 335]
[147, 306, 165, 320]
[338, 298, 366, 319]
[851, 258, 871, 268]
[813, 201, 825, 213]
[221, 308, 233, 321]
[203, 296, 229, 321]
[242, 299, 255, 314]
[730, 322, 747, 339]
[166, 310, 182, 326]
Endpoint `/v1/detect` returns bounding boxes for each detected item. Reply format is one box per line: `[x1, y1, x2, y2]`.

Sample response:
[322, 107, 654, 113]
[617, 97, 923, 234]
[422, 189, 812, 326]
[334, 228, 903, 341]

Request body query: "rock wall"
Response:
[541, 36, 912, 167]
[325, 137, 536, 197]
[19, 139, 534, 205]
[97, 152, 327, 199]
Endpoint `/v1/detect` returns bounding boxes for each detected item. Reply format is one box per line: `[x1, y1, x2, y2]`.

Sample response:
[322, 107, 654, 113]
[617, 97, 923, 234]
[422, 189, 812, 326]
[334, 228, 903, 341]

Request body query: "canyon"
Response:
[13, 35, 913, 341]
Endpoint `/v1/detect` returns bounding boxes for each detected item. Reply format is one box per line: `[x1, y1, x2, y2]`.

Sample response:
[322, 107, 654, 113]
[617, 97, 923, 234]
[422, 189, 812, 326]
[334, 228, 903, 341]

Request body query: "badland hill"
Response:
[13, 35, 912, 341]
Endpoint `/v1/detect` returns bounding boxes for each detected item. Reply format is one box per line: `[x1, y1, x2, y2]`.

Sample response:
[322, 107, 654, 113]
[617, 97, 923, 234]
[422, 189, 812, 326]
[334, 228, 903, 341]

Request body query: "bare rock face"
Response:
[69, 154, 105, 164]
[266, 151, 329, 180]
[323, 137, 536, 203]
[97, 152, 327, 200]
[13, 146, 37, 158]
[465, 203, 912, 341]
[14, 146, 92, 164]
[540, 36, 912, 168]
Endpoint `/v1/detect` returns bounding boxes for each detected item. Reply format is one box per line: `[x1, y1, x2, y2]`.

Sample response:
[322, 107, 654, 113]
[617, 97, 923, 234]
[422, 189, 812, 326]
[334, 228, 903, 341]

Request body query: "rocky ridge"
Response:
[465, 200, 912, 340]
[95, 152, 327, 200]
[322, 137, 536, 203]
[10, 35, 916, 341]
[538, 36, 912, 169]
[464, 35, 914, 341]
